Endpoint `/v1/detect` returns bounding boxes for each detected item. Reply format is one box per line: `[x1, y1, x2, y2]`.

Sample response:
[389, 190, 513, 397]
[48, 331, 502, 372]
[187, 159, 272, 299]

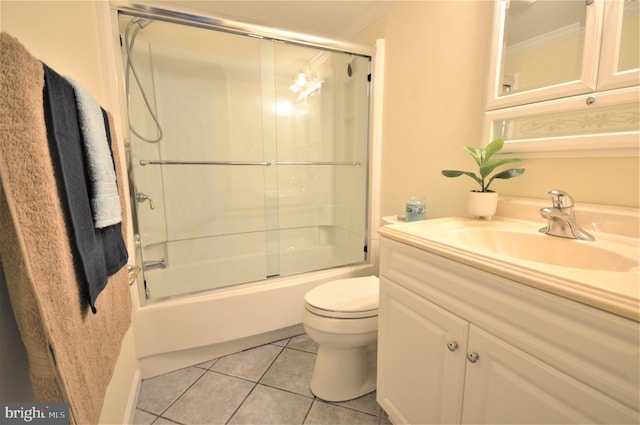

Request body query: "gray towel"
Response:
[65, 77, 121, 228]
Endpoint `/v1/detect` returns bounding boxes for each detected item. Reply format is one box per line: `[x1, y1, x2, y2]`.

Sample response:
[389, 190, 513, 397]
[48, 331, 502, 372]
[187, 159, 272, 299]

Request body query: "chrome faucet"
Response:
[539, 190, 595, 241]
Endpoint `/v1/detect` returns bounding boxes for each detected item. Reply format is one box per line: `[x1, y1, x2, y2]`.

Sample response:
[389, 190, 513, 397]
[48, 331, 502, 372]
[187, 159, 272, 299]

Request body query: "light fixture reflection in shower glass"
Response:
[276, 101, 293, 116]
[289, 73, 308, 93]
[296, 80, 322, 101]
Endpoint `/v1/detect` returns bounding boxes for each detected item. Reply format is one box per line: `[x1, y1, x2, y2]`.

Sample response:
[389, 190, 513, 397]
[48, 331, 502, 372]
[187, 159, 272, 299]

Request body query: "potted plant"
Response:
[441, 138, 525, 218]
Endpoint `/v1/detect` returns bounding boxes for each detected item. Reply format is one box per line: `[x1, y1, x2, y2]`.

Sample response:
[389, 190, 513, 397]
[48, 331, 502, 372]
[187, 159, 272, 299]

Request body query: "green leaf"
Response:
[478, 157, 521, 178]
[441, 170, 482, 187]
[484, 139, 504, 162]
[441, 138, 524, 192]
[461, 147, 482, 166]
[441, 170, 464, 177]
[485, 168, 525, 191]
[493, 168, 525, 179]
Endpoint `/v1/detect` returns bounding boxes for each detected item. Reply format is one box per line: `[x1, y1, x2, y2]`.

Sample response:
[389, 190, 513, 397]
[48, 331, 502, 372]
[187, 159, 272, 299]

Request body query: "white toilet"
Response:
[302, 275, 379, 402]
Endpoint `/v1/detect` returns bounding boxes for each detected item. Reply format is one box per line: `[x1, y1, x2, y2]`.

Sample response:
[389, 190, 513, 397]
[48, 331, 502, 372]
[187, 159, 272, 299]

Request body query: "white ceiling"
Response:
[143, 1, 397, 39]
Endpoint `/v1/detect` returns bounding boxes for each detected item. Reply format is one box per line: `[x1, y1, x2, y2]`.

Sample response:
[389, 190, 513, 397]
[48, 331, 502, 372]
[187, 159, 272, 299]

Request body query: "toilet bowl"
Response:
[302, 275, 379, 402]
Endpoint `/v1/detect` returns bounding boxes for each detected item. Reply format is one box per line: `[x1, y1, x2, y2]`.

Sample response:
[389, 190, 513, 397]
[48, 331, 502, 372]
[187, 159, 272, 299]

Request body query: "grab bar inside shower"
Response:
[139, 159, 272, 166]
[275, 161, 361, 166]
[139, 160, 361, 166]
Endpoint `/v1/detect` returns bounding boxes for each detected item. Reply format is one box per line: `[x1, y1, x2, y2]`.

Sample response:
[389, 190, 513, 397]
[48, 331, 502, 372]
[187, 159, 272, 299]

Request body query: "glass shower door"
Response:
[273, 42, 370, 276]
[120, 14, 370, 300]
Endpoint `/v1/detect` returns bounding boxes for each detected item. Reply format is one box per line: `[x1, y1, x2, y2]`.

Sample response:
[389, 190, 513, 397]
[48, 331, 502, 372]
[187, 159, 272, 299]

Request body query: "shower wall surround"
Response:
[120, 16, 372, 299]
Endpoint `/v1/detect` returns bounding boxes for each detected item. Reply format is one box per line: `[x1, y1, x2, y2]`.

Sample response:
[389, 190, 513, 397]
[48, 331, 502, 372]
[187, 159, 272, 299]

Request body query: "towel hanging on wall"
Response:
[0, 31, 131, 425]
[43, 64, 128, 313]
[65, 76, 122, 229]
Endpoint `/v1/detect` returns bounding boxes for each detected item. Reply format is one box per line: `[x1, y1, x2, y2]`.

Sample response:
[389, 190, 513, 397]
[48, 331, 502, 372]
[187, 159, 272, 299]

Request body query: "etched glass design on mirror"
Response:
[495, 103, 639, 139]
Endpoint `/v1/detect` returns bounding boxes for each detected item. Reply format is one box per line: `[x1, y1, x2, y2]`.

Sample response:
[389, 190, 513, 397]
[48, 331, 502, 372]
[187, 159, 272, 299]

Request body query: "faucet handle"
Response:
[548, 190, 574, 209]
[136, 192, 155, 210]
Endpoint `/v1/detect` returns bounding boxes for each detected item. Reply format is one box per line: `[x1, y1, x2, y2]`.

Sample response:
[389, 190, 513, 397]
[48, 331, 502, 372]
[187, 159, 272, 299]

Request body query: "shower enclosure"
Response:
[119, 13, 372, 300]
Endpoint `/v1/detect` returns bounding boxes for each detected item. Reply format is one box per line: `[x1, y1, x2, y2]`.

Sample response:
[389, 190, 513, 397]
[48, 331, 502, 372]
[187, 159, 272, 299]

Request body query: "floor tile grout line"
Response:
[224, 380, 259, 425]
[224, 342, 288, 425]
[255, 345, 318, 399]
[253, 381, 316, 401]
[153, 413, 186, 425]
[315, 397, 383, 420]
[283, 346, 318, 355]
[137, 334, 384, 425]
[301, 397, 316, 425]
[155, 367, 209, 420]
[217, 341, 379, 421]
[258, 340, 288, 382]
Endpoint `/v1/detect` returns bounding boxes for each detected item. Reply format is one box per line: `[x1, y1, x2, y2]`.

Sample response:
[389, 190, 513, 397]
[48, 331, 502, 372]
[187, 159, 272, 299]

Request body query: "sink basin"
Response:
[448, 227, 638, 272]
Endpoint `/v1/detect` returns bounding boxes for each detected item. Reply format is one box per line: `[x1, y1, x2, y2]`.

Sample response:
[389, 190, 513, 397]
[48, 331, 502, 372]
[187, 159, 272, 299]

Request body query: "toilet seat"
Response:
[304, 276, 379, 319]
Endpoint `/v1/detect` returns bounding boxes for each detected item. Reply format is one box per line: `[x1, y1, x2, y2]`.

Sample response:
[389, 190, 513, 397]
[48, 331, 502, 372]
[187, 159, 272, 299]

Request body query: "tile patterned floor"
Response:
[133, 334, 391, 425]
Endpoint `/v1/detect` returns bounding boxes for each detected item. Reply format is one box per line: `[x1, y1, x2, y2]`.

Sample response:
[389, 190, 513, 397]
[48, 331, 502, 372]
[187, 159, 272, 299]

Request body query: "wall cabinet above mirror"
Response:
[485, 0, 639, 157]
[486, 0, 639, 110]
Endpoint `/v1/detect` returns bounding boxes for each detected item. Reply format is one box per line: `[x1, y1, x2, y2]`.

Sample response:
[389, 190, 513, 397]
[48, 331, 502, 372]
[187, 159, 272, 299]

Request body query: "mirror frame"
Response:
[598, 0, 640, 91]
[485, 0, 603, 111]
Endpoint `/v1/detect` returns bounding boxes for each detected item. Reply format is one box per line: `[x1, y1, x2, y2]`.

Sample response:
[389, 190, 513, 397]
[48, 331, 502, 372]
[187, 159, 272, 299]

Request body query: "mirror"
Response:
[616, 0, 639, 74]
[486, 0, 602, 110]
[500, 0, 587, 96]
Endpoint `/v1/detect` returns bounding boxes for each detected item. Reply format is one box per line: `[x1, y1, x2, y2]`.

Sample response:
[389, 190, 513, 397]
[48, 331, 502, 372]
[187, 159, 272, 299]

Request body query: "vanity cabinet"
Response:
[377, 237, 640, 425]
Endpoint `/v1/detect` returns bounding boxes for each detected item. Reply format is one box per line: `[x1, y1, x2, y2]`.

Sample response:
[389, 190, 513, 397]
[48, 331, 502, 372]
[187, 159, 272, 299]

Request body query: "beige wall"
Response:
[358, 0, 495, 219]
[1, 0, 111, 105]
[358, 1, 639, 219]
[0, 1, 137, 423]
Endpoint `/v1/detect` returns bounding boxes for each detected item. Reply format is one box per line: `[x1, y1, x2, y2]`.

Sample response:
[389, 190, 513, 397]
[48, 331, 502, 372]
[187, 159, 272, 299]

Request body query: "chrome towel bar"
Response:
[276, 161, 361, 166]
[139, 159, 272, 166]
[139, 160, 361, 166]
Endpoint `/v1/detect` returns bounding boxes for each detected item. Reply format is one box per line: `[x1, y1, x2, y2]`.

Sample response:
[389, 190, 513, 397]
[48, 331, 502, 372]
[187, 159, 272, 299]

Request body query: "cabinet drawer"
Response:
[380, 237, 640, 410]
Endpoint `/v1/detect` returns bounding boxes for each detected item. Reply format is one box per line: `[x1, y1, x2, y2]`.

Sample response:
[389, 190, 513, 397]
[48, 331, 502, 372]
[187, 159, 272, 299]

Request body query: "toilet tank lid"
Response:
[304, 276, 379, 313]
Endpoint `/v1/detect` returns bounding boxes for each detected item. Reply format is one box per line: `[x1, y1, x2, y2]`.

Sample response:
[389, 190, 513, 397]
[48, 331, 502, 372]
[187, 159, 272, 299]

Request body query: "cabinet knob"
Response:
[447, 341, 459, 352]
[467, 352, 480, 363]
[586, 95, 596, 105]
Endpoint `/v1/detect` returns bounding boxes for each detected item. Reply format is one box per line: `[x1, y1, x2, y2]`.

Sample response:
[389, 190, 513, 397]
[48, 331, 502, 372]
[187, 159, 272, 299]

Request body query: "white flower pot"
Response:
[468, 191, 498, 218]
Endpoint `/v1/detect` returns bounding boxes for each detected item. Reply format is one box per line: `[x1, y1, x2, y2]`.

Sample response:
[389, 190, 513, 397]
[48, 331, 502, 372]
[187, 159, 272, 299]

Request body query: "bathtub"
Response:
[134, 240, 379, 378]
[141, 227, 367, 300]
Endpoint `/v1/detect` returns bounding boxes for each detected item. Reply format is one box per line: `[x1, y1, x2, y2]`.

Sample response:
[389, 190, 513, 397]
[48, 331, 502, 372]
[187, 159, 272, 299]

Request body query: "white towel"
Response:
[65, 77, 122, 228]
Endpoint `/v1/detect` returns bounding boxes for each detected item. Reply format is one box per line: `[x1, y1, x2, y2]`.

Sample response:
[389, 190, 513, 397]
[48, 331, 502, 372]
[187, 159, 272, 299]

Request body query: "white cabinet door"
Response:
[462, 326, 639, 425]
[377, 278, 469, 425]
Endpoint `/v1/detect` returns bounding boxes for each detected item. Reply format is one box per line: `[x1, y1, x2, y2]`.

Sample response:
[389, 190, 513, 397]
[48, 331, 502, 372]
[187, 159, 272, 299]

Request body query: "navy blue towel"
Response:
[42, 64, 128, 313]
